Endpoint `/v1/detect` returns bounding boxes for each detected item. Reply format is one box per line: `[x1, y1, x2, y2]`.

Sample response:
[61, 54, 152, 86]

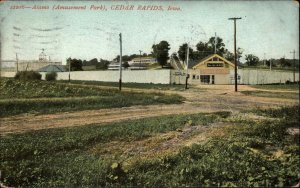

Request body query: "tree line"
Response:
[66, 58, 110, 71]
[66, 36, 298, 71]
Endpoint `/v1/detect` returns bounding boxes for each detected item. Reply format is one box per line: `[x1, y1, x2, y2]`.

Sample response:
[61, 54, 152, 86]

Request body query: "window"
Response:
[192, 75, 196, 79]
[196, 75, 199, 79]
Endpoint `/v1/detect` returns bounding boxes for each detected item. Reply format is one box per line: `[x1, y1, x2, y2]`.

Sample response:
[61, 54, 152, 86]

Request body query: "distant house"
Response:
[37, 64, 66, 72]
[127, 56, 156, 70]
[188, 54, 239, 85]
[128, 56, 156, 65]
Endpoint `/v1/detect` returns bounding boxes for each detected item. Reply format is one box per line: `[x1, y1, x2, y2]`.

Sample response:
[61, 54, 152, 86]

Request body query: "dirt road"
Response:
[0, 85, 298, 135]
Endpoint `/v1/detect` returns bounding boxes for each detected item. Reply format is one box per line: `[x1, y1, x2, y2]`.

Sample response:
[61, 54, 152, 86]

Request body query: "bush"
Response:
[15, 71, 41, 81]
[45, 72, 57, 81]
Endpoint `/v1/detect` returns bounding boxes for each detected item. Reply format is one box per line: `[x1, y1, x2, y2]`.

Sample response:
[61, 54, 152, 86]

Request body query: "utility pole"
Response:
[68, 58, 71, 82]
[16, 53, 19, 72]
[228, 17, 242, 92]
[185, 43, 190, 89]
[270, 59, 272, 71]
[139, 50, 142, 70]
[263, 53, 266, 67]
[119, 33, 122, 91]
[290, 50, 296, 83]
[214, 32, 217, 54]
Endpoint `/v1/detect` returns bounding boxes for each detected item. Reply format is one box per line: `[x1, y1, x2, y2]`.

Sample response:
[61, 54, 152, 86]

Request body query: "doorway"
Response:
[200, 75, 210, 84]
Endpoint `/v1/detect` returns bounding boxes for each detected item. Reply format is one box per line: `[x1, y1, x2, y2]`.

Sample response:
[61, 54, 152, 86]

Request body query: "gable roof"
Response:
[192, 54, 235, 69]
[37, 65, 66, 72]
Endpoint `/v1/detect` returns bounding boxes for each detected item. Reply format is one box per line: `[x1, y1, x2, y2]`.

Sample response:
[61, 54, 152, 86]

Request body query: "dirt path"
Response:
[0, 85, 298, 135]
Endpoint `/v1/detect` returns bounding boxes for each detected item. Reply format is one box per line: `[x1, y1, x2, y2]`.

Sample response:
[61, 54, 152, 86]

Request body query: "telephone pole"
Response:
[68, 58, 71, 82]
[139, 50, 142, 70]
[290, 50, 296, 83]
[228, 17, 241, 92]
[185, 43, 190, 90]
[214, 32, 217, 54]
[119, 33, 123, 91]
[16, 53, 19, 72]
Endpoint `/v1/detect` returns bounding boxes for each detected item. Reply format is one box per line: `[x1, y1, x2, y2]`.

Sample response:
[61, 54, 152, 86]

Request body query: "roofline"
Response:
[192, 54, 235, 69]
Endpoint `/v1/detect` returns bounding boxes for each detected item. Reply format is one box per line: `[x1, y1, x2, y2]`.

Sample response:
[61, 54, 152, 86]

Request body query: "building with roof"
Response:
[173, 54, 240, 85]
[189, 54, 239, 84]
[128, 56, 156, 66]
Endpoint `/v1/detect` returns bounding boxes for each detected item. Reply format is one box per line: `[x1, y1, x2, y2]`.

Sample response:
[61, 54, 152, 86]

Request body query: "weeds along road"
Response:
[0, 84, 298, 135]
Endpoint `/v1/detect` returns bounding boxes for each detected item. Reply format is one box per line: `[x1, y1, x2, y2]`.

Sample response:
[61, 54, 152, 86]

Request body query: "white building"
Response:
[128, 56, 156, 65]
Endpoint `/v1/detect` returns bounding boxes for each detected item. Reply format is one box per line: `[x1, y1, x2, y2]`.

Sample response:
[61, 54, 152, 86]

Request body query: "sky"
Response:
[0, 0, 299, 65]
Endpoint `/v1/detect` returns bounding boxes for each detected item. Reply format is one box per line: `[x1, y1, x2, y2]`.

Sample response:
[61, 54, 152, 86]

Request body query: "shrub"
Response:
[15, 71, 41, 81]
[45, 72, 57, 81]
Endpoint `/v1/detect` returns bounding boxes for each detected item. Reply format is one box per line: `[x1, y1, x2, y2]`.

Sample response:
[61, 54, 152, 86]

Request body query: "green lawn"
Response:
[0, 106, 299, 187]
[241, 90, 299, 99]
[0, 79, 184, 117]
[250, 84, 299, 91]
[58, 80, 186, 91]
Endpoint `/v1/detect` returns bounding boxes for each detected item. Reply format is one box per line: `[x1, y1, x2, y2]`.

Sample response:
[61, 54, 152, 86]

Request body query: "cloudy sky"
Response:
[0, 0, 299, 64]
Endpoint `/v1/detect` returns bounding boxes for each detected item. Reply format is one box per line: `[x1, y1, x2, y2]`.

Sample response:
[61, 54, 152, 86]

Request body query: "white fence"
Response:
[239, 69, 299, 85]
[1, 69, 298, 85]
[41, 70, 172, 84]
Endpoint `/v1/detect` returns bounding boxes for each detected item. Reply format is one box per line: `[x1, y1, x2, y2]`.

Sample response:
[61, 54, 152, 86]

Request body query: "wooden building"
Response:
[188, 54, 239, 85]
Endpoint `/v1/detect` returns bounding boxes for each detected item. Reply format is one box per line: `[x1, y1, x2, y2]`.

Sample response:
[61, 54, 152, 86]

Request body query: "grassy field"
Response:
[250, 84, 299, 91]
[0, 79, 184, 117]
[241, 90, 299, 99]
[58, 80, 186, 91]
[0, 106, 299, 187]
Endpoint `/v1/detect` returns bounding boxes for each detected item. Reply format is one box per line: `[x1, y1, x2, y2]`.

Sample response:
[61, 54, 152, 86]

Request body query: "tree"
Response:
[196, 41, 212, 60]
[177, 43, 194, 63]
[66, 58, 83, 71]
[114, 55, 138, 62]
[279, 57, 291, 67]
[245, 54, 259, 66]
[194, 36, 227, 61]
[224, 47, 243, 62]
[224, 49, 234, 61]
[207, 36, 225, 56]
[123, 62, 130, 69]
[97, 59, 110, 69]
[152, 41, 170, 68]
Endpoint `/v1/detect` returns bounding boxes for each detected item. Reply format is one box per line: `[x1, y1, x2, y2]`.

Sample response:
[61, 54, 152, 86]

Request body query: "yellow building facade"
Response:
[189, 54, 236, 85]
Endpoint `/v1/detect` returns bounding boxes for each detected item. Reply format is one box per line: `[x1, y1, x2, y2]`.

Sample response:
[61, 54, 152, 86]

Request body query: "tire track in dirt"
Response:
[0, 85, 298, 135]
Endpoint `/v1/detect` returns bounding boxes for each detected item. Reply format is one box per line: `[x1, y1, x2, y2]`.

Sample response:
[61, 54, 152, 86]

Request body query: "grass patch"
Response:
[241, 90, 299, 99]
[58, 80, 185, 91]
[1, 106, 299, 187]
[247, 105, 299, 120]
[0, 112, 226, 187]
[0, 78, 184, 117]
[250, 84, 299, 91]
[128, 106, 299, 187]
